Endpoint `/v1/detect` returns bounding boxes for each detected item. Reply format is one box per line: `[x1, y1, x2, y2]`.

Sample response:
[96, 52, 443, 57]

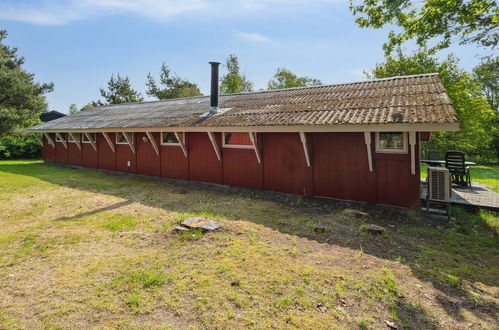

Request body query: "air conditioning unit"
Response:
[428, 167, 451, 202]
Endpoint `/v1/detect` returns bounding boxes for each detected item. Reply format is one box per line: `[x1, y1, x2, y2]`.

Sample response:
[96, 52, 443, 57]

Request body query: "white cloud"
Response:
[0, 0, 339, 25]
[235, 32, 272, 43]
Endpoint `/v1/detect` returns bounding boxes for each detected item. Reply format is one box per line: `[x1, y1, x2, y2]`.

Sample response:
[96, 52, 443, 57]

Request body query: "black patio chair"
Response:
[445, 151, 471, 187]
[426, 150, 441, 167]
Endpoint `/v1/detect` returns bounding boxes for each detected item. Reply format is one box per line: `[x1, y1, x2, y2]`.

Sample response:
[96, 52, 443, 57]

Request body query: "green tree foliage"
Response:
[0, 133, 41, 159]
[80, 100, 104, 111]
[0, 30, 53, 135]
[368, 50, 496, 161]
[146, 63, 202, 99]
[268, 68, 322, 90]
[473, 56, 498, 111]
[100, 74, 143, 104]
[69, 103, 79, 114]
[349, 0, 499, 54]
[220, 54, 253, 94]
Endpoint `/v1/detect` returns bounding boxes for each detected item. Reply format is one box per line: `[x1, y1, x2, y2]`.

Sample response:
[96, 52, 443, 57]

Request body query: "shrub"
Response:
[0, 134, 41, 159]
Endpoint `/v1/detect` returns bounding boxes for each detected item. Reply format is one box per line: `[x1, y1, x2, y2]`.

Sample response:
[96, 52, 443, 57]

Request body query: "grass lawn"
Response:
[421, 163, 499, 193]
[0, 160, 497, 329]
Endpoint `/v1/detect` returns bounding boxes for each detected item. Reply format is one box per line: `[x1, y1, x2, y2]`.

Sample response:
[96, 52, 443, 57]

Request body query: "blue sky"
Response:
[0, 0, 489, 113]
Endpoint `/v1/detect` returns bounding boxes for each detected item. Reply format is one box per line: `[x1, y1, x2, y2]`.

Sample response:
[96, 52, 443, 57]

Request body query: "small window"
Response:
[223, 132, 254, 149]
[82, 133, 96, 143]
[116, 132, 133, 144]
[376, 132, 407, 153]
[68, 133, 80, 143]
[56, 133, 67, 142]
[161, 132, 182, 145]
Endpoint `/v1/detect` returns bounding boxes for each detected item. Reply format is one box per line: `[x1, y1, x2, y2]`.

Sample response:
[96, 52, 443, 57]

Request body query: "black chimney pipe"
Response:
[209, 61, 220, 111]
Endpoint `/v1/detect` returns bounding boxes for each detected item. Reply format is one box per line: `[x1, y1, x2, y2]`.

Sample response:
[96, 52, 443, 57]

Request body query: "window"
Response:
[82, 133, 96, 143]
[55, 133, 67, 142]
[223, 132, 254, 149]
[68, 133, 80, 143]
[116, 132, 133, 144]
[161, 132, 182, 145]
[376, 132, 407, 153]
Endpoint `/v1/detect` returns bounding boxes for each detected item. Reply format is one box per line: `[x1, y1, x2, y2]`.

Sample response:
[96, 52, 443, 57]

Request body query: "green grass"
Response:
[0, 160, 497, 329]
[421, 163, 499, 192]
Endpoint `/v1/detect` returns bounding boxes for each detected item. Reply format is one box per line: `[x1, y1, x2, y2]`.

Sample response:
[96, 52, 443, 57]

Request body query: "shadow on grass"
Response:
[1, 161, 497, 326]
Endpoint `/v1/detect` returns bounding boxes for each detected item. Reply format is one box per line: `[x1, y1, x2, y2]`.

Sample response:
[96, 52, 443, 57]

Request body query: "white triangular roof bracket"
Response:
[174, 132, 188, 158]
[68, 133, 81, 150]
[122, 132, 135, 154]
[55, 133, 67, 149]
[146, 132, 159, 156]
[84, 133, 97, 152]
[249, 132, 261, 164]
[207, 132, 221, 161]
[299, 132, 311, 167]
[43, 133, 55, 148]
[364, 132, 373, 172]
[102, 132, 115, 152]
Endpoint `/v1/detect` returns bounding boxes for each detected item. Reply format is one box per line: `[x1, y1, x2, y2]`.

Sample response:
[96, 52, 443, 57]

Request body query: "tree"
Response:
[473, 56, 498, 111]
[349, 0, 499, 54]
[268, 68, 322, 90]
[100, 74, 143, 104]
[80, 100, 104, 111]
[0, 30, 53, 135]
[69, 104, 79, 115]
[146, 63, 202, 99]
[220, 54, 253, 94]
[367, 49, 496, 161]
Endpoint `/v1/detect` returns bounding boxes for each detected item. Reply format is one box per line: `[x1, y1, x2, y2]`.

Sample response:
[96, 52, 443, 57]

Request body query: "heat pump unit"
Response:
[427, 167, 451, 202]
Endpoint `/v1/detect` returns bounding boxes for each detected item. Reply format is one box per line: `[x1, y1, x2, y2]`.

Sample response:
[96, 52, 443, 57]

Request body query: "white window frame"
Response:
[82, 133, 96, 144]
[375, 132, 408, 154]
[55, 133, 67, 142]
[160, 132, 183, 146]
[116, 132, 133, 145]
[222, 132, 254, 149]
[68, 133, 80, 143]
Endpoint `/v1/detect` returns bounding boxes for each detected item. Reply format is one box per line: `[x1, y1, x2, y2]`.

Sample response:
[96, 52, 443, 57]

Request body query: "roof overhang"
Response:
[28, 122, 459, 133]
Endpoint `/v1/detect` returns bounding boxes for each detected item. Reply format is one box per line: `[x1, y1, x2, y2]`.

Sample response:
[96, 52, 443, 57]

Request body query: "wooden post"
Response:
[248, 132, 261, 164]
[299, 132, 311, 167]
[122, 132, 135, 154]
[409, 132, 416, 175]
[84, 133, 97, 151]
[207, 132, 221, 161]
[364, 132, 373, 172]
[55, 133, 67, 149]
[68, 133, 81, 150]
[102, 132, 115, 152]
[174, 132, 188, 158]
[43, 133, 55, 148]
[146, 132, 159, 156]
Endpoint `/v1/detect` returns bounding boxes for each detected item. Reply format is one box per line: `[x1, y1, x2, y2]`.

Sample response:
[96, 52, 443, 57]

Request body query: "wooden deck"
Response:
[421, 180, 499, 211]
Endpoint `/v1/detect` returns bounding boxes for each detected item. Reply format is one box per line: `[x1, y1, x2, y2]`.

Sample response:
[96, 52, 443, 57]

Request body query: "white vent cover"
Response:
[428, 167, 451, 202]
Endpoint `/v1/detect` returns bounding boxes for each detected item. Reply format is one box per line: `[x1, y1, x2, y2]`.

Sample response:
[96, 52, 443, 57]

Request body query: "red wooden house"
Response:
[30, 63, 458, 208]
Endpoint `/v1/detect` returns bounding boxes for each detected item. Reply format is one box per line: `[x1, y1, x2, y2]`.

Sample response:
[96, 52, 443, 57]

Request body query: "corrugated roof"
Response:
[30, 73, 457, 131]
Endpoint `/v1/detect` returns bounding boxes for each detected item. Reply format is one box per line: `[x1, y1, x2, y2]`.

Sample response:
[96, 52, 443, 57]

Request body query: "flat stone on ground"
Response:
[181, 217, 223, 232]
[360, 224, 386, 235]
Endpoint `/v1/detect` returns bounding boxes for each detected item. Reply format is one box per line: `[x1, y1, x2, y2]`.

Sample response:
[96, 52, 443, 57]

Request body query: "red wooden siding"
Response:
[82, 142, 98, 168]
[97, 133, 116, 171]
[312, 133, 376, 204]
[116, 141, 137, 173]
[43, 134, 55, 162]
[223, 146, 263, 189]
[160, 140, 189, 180]
[225, 132, 252, 145]
[263, 133, 313, 195]
[67, 142, 82, 166]
[55, 140, 68, 164]
[374, 136, 420, 208]
[136, 132, 160, 176]
[188, 132, 223, 184]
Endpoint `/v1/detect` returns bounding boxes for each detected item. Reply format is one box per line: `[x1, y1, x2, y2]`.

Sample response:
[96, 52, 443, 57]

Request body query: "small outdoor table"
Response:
[420, 160, 477, 186]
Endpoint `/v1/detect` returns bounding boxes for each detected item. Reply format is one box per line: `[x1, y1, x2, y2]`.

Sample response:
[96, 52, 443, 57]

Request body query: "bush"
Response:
[0, 134, 42, 159]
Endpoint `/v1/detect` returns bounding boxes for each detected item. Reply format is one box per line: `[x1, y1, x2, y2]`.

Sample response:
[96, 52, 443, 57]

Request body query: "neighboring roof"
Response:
[40, 110, 66, 123]
[30, 73, 458, 132]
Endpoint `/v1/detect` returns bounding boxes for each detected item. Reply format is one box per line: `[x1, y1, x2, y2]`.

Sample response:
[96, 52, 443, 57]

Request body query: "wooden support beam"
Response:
[248, 132, 261, 164]
[43, 133, 55, 148]
[55, 133, 67, 149]
[174, 132, 188, 158]
[409, 131, 416, 175]
[33, 134, 43, 145]
[207, 132, 221, 161]
[122, 132, 135, 154]
[84, 133, 97, 152]
[364, 132, 373, 172]
[299, 132, 311, 167]
[102, 132, 115, 152]
[68, 133, 81, 150]
[146, 132, 159, 156]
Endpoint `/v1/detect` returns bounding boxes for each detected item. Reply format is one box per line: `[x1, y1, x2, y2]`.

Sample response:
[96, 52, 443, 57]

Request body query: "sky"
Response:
[0, 0, 490, 114]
